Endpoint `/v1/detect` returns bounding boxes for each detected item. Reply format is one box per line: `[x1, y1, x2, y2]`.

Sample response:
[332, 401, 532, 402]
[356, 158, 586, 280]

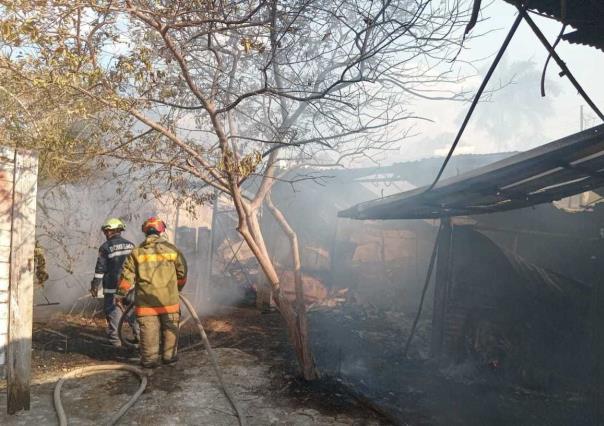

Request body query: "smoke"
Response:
[403, 132, 468, 161]
[468, 59, 562, 151]
[405, 59, 562, 162]
[34, 169, 217, 316]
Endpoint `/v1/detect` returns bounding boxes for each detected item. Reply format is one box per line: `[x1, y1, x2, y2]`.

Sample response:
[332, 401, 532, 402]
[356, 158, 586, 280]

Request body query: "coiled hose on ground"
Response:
[54, 364, 147, 426]
[54, 294, 246, 426]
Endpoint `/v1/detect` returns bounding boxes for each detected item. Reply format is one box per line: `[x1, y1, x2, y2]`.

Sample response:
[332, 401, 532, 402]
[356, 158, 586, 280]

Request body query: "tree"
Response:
[0, 68, 118, 182]
[0, 0, 472, 379]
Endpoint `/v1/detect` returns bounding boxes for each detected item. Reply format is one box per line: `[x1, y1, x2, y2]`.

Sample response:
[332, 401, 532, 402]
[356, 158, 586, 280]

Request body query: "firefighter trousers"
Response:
[137, 312, 180, 368]
[103, 294, 121, 345]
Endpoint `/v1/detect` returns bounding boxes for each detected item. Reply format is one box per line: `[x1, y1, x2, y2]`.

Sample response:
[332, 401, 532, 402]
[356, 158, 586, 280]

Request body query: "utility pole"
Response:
[430, 217, 453, 359]
[173, 204, 180, 245]
[204, 189, 219, 304]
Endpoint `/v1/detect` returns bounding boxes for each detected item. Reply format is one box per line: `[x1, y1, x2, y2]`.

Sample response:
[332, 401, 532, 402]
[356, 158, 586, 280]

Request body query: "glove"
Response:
[90, 280, 100, 298]
[125, 290, 135, 305]
[115, 296, 124, 310]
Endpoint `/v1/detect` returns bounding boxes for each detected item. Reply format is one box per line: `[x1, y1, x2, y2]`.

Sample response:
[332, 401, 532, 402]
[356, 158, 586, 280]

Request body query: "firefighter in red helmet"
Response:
[117, 217, 188, 368]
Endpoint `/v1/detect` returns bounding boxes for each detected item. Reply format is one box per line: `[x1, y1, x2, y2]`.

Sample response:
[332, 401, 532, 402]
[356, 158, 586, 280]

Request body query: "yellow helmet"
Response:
[101, 218, 125, 231]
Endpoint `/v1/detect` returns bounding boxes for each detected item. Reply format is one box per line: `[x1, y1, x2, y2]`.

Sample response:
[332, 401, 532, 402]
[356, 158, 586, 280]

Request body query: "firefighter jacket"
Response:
[117, 234, 187, 316]
[92, 235, 135, 294]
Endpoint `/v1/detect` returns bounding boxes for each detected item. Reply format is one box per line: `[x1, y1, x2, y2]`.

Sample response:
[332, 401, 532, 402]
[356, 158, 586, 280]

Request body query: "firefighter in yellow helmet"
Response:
[91, 218, 135, 347]
[117, 217, 187, 368]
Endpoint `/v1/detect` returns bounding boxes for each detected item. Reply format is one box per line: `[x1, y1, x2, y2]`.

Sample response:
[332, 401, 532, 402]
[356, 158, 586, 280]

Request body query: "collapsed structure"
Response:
[325, 0, 604, 420]
[339, 125, 604, 375]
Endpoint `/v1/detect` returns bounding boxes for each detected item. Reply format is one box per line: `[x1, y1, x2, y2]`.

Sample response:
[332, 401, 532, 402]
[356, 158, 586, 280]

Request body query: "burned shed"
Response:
[258, 153, 513, 309]
[338, 124, 604, 390]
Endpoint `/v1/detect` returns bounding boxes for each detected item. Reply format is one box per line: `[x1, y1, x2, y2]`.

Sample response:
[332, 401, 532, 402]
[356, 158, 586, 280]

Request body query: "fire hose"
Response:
[54, 294, 246, 426]
[54, 364, 147, 426]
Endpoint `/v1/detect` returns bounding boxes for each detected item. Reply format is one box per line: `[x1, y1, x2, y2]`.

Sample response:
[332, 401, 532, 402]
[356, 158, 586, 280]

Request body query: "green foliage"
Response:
[0, 68, 122, 183]
[0, 0, 471, 188]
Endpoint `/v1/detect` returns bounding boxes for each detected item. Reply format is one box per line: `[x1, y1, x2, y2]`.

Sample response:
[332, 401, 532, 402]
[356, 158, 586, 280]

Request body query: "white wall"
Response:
[36, 173, 212, 312]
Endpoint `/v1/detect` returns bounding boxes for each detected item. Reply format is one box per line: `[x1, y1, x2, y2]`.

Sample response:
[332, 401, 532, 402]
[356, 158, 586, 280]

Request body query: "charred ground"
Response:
[2, 304, 390, 425]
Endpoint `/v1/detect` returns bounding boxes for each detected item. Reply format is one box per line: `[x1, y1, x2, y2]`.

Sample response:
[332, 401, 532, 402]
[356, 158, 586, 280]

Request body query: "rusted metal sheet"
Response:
[504, 0, 604, 51]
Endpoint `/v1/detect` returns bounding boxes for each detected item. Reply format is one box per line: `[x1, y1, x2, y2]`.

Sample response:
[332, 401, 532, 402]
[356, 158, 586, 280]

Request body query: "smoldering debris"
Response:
[308, 298, 592, 425]
[304, 224, 596, 424]
[309, 301, 433, 371]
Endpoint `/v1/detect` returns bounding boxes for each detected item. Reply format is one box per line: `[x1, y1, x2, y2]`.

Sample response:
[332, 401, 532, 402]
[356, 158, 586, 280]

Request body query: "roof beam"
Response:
[517, 6, 604, 122]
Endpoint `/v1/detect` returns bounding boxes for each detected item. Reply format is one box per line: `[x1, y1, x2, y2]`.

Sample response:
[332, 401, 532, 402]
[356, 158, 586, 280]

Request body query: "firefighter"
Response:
[117, 217, 187, 368]
[90, 218, 136, 347]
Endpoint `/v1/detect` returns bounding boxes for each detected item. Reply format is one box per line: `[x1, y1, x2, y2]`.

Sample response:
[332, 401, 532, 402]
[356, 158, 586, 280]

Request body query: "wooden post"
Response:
[255, 206, 273, 313]
[0, 148, 15, 381]
[256, 271, 272, 313]
[430, 217, 453, 358]
[329, 218, 340, 288]
[7, 150, 38, 414]
[203, 189, 219, 305]
[194, 227, 211, 307]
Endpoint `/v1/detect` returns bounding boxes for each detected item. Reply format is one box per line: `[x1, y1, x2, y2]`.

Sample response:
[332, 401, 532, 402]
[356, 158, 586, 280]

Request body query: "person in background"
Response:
[117, 217, 187, 368]
[34, 240, 49, 287]
[90, 218, 135, 347]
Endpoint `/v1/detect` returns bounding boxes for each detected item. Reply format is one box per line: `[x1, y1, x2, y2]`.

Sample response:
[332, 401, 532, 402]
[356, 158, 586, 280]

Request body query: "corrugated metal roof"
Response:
[338, 124, 604, 220]
[505, 0, 604, 51]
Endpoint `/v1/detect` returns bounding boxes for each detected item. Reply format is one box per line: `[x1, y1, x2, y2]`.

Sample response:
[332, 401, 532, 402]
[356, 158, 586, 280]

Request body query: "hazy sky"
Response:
[392, 1, 604, 163]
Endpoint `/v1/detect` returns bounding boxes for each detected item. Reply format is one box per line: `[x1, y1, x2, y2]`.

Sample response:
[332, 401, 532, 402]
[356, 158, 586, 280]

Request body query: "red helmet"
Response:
[141, 217, 166, 234]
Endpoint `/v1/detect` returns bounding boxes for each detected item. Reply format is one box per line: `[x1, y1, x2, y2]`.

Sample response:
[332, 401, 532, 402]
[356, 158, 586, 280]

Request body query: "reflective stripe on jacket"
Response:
[117, 234, 187, 316]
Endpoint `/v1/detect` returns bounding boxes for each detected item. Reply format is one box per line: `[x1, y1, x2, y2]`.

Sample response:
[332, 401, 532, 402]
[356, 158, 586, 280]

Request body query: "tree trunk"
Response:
[230, 190, 319, 380]
[237, 216, 318, 380]
[207, 103, 319, 380]
[265, 192, 319, 380]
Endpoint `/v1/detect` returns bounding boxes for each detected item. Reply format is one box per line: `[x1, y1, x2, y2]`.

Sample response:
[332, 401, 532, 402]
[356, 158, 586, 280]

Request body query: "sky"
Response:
[391, 1, 604, 163]
[41, 1, 604, 169]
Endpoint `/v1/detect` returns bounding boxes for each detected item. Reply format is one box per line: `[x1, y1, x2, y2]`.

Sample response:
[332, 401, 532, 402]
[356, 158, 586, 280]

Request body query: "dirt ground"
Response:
[0, 305, 390, 425]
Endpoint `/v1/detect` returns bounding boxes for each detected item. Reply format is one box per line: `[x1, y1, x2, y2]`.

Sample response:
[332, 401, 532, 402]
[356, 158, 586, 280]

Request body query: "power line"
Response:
[427, 12, 524, 192]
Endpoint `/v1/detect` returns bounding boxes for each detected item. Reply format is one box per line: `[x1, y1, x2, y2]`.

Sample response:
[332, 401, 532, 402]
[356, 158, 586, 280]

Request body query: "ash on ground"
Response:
[1, 306, 390, 426]
[309, 303, 593, 426]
